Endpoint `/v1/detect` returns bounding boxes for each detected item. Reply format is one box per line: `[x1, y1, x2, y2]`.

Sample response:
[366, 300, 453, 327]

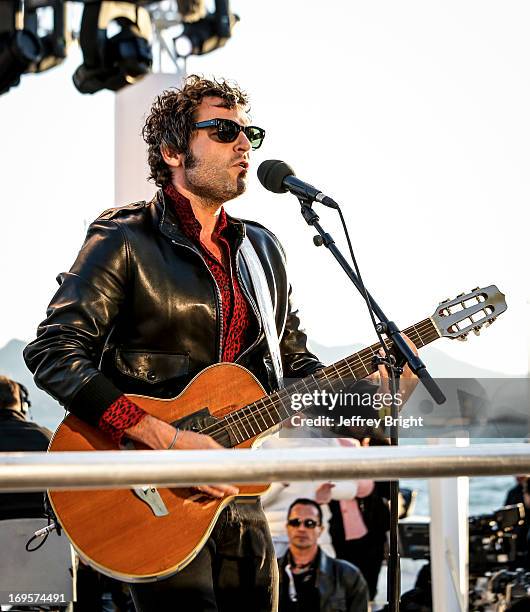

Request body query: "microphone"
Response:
[257, 160, 339, 209]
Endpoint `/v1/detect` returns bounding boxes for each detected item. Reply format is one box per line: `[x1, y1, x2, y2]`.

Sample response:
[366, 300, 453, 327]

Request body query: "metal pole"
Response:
[0, 444, 529, 492]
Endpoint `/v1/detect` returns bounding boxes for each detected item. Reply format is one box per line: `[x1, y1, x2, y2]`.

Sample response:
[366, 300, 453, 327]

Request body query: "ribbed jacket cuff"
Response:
[67, 374, 124, 427]
[99, 396, 147, 444]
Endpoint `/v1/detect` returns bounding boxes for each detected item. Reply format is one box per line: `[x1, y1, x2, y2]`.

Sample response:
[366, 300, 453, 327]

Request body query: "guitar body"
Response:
[48, 363, 271, 582]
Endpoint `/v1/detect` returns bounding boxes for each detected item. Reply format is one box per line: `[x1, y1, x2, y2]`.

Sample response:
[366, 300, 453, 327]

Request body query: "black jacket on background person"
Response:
[278, 548, 369, 612]
[23, 190, 324, 427]
[0, 409, 51, 520]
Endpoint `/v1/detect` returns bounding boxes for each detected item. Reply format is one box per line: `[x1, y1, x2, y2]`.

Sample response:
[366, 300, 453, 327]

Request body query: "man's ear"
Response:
[160, 144, 184, 168]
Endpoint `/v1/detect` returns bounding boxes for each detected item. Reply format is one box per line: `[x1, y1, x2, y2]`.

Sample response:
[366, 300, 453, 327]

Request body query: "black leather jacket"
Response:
[278, 548, 369, 612]
[24, 191, 323, 426]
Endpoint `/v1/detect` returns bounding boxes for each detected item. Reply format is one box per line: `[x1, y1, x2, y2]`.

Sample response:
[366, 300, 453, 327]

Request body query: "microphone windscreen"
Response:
[257, 160, 295, 194]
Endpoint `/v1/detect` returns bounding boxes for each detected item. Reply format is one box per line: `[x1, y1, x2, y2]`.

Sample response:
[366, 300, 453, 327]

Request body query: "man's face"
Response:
[182, 96, 251, 206]
[286, 504, 323, 550]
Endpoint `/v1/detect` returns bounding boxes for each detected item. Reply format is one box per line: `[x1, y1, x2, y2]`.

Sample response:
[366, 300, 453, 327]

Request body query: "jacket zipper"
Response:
[171, 240, 224, 362]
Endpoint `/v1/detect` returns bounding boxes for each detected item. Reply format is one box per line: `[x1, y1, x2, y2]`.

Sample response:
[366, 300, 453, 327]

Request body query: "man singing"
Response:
[25, 75, 416, 611]
[24, 75, 328, 611]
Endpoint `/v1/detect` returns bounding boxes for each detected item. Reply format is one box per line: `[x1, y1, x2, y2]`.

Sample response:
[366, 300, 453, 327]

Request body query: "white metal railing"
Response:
[0, 444, 529, 492]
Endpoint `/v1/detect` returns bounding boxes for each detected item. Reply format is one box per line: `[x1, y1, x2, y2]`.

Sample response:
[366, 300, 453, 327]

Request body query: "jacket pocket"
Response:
[114, 349, 190, 385]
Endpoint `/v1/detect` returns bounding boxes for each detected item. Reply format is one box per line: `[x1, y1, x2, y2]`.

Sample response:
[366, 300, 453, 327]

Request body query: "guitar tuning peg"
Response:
[471, 287, 480, 292]
[484, 317, 496, 328]
[457, 333, 468, 341]
[473, 326, 481, 336]
[440, 298, 451, 304]
[456, 292, 465, 298]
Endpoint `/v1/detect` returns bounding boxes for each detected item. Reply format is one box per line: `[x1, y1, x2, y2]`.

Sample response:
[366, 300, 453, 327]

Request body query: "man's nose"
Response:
[235, 130, 251, 152]
[296, 523, 308, 531]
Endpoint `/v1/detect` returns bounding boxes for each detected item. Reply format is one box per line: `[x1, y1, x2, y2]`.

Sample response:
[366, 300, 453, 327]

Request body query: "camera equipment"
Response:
[471, 568, 530, 611]
[399, 504, 525, 570]
[469, 504, 525, 574]
[402, 504, 528, 610]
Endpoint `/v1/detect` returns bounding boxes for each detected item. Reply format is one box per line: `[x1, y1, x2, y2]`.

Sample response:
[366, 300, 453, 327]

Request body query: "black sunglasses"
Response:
[193, 118, 266, 150]
[287, 518, 320, 529]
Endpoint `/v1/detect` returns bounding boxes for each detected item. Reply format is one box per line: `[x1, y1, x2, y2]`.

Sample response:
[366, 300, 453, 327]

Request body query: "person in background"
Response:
[278, 498, 368, 612]
[0, 375, 51, 520]
[322, 437, 390, 601]
[261, 432, 359, 558]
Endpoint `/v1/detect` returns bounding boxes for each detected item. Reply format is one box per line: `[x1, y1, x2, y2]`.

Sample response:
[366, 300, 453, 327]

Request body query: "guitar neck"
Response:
[211, 317, 440, 446]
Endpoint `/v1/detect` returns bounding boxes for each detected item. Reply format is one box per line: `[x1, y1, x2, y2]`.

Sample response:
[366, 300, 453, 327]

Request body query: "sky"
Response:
[0, 0, 528, 376]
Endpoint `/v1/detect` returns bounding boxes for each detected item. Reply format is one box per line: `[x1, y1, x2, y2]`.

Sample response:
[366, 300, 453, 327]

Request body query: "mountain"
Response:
[0, 339, 64, 430]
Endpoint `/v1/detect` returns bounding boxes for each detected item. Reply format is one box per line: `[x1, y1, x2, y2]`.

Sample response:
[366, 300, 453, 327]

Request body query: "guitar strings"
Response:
[195, 319, 438, 444]
[198, 320, 439, 443]
[200, 323, 439, 444]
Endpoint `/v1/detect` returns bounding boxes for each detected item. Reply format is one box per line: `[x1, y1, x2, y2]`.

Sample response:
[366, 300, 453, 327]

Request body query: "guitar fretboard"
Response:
[199, 318, 439, 446]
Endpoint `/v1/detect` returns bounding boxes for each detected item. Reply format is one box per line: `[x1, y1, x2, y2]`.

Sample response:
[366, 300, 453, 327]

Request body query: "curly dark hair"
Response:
[142, 74, 250, 187]
[0, 375, 18, 410]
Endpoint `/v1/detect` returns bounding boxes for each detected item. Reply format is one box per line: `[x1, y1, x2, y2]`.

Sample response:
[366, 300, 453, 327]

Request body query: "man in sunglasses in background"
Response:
[24, 75, 326, 611]
[279, 498, 369, 612]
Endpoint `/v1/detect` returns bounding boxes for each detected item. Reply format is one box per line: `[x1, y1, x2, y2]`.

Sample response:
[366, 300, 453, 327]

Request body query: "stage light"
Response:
[0, 1, 44, 96]
[0, 0, 242, 97]
[0, 28, 42, 95]
[176, 0, 205, 23]
[24, 0, 67, 73]
[0, 0, 68, 96]
[173, 0, 239, 59]
[73, 2, 153, 94]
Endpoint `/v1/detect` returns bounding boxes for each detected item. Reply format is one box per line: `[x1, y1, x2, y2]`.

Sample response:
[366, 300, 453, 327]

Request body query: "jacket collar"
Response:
[279, 547, 336, 602]
[155, 188, 246, 246]
[279, 547, 330, 575]
[0, 408, 26, 422]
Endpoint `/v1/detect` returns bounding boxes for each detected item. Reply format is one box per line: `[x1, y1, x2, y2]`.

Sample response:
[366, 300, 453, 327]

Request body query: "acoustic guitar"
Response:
[48, 285, 506, 581]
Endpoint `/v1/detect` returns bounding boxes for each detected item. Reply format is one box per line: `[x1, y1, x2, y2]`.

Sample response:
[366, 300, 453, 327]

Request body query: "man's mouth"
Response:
[235, 160, 249, 170]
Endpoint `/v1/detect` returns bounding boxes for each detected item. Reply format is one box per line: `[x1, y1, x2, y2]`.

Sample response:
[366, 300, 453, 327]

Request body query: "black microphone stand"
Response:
[296, 198, 445, 612]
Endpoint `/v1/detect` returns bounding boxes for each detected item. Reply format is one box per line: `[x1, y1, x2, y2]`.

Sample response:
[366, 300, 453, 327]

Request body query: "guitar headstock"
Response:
[431, 285, 507, 340]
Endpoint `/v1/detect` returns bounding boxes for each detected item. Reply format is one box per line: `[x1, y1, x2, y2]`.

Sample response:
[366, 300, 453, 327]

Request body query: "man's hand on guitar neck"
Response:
[125, 414, 240, 499]
[368, 333, 420, 406]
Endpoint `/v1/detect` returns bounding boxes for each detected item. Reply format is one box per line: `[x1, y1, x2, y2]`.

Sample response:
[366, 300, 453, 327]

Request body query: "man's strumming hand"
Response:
[125, 414, 239, 499]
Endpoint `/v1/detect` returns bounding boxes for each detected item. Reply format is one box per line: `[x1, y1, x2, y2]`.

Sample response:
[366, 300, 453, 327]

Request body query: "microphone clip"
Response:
[371, 354, 404, 377]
